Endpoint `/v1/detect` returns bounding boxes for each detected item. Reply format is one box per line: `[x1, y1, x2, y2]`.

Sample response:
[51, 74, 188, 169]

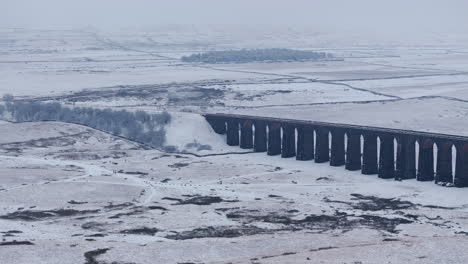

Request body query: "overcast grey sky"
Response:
[2, 0, 468, 34]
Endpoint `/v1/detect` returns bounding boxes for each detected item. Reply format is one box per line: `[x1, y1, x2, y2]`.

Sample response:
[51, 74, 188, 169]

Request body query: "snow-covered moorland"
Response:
[1, 26, 468, 263]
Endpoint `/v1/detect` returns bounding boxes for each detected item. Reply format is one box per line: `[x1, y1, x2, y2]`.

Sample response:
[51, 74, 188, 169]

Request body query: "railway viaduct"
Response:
[204, 113, 468, 188]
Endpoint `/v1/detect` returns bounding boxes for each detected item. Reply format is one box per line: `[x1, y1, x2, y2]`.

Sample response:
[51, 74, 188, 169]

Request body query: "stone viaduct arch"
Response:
[205, 114, 468, 188]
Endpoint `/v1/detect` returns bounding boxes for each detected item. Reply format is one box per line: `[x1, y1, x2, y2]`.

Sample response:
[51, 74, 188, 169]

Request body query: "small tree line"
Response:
[1, 99, 170, 148]
[181, 48, 333, 64]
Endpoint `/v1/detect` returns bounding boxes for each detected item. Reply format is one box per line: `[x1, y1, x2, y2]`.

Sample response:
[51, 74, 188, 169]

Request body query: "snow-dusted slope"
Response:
[164, 112, 237, 153]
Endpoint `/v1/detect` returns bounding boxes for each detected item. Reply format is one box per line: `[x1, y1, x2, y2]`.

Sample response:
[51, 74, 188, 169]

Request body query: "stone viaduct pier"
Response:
[204, 113, 468, 188]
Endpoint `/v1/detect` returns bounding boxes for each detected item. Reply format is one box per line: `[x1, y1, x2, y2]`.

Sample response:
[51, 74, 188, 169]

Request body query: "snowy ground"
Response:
[1, 121, 468, 264]
[1, 27, 468, 263]
[3, 28, 468, 134]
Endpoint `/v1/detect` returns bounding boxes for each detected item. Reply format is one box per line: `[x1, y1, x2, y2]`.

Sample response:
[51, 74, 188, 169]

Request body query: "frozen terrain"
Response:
[1, 121, 468, 264]
[1, 26, 468, 263]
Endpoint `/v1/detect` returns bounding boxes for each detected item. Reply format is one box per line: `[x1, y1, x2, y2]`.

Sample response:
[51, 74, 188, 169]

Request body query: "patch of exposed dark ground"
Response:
[325, 193, 458, 211]
[31, 83, 226, 106]
[251, 242, 396, 262]
[166, 226, 271, 240]
[0, 131, 134, 160]
[27, 80, 298, 109]
[120, 227, 160, 236]
[162, 193, 441, 240]
[104, 203, 147, 219]
[55, 151, 128, 160]
[104, 202, 134, 210]
[84, 248, 137, 264]
[168, 162, 190, 169]
[82, 222, 109, 232]
[0, 241, 34, 246]
[147, 205, 168, 211]
[117, 170, 148, 176]
[108, 211, 144, 219]
[84, 248, 110, 264]
[255, 251, 298, 260]
[30, 204, 162, 233]
[1, 230, 23, 239]
[324, 193, 415, 211]
[1, 230, 23, 234]
[102, 202, 168, 219]
[226, 209, 412, 234]
[321, 194, 467, 234]
[0, 209, 100, 221]
[234, 90, 292, 101]
[166, 207, 414, 240]
[162, 195, 239, 205]
[85, 233, 108, 238]
[0, 134, 81, 149]
[68, 200, 89, 205]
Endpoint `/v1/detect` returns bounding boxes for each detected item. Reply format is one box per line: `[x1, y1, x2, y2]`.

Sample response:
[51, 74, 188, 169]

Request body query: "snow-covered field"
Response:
[1, 121, 468, 264]
[1, 27, 468, 263]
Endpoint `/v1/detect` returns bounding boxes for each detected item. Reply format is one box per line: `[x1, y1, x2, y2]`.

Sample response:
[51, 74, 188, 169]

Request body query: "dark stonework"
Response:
[346, 131, 362, 171]
[254, 121, 267, 152]
[378, 134, 395, 179]
[417, 138, 434, 181]
[330, 129, 345, 166]
[226, 119, 239, 146]
[296, 125, 314, 161]
[315, 127, 329, 163]
[281, 124, 296, 158]
[455, 142, 468, 187]
[395, 136, 416, 180]
[206, 116, 226, 134]
[267, 122, 281, 156]
[362, 134, 378, 175]
[239, 119, 253, 149]
[205, 114, 468, 188]
[435, 140, 453, 184]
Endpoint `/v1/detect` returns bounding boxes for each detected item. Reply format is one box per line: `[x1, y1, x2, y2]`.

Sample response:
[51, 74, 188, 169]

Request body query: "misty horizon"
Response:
[2, 0, 468, 36]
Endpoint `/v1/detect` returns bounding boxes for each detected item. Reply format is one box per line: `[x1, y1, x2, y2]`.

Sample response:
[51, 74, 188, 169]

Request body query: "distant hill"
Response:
[181, 48, 334, 64]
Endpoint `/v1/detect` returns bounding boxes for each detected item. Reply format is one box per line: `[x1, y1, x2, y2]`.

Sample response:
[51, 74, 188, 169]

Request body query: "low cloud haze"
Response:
[2, 0, 468, 35]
